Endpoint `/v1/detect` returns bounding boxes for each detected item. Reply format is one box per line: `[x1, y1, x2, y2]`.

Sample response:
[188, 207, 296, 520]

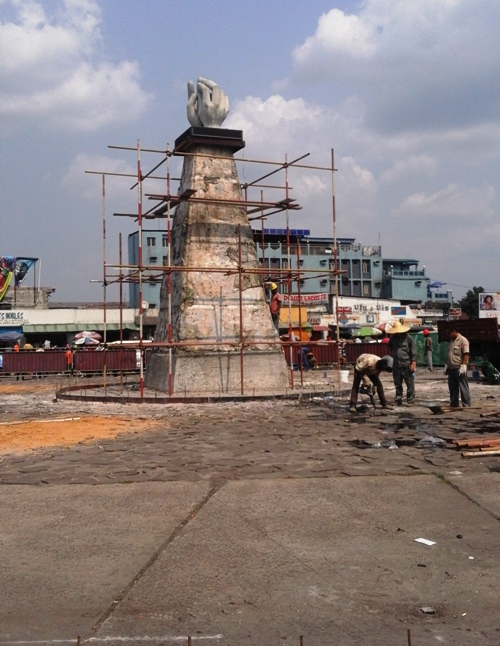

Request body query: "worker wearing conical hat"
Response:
[387, 320, 417, 406]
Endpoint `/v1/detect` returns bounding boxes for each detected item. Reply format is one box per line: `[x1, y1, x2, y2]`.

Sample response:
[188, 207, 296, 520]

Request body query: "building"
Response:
[128, 229, 453, 314]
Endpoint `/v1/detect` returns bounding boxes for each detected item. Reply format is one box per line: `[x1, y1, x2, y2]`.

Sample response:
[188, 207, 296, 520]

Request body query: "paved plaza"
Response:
[1, 372, 499, 645]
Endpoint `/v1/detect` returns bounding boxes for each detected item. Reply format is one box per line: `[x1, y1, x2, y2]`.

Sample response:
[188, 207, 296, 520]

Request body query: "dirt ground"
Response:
[0, 379, 152, 453]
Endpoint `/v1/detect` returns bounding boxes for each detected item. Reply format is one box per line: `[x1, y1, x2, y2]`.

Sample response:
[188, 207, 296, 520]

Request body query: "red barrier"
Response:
[281, 341, 388, 367]
[74, 349, 137, 372]
[282, 342, 340, 367]
[0, 349, 139, 375]
[0, 344, 387, 377]
[344, 343, 389, 363]
[1, 351, 66, 373]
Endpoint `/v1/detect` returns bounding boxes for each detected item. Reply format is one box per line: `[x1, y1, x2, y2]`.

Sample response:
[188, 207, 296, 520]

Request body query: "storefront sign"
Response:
[282, 293, 328, 305]
[0, 311, 29, 325]
[416, 309, 444, 318]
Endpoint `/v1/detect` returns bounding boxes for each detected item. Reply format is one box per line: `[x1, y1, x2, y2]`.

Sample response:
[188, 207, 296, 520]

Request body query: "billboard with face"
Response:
[479, 292, 500, 319]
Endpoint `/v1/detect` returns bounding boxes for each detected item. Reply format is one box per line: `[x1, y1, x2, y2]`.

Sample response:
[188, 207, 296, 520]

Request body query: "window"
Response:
[146, 237, 156, 247]
[352, 260, 361, 279]
[149, 257, 157, 263]
[162, 256, 168, 266]
[362, 261, 371, 278]
[162, 236, 168, 247]
[363, 282, 372, 297]
[340, 259, 350, 276]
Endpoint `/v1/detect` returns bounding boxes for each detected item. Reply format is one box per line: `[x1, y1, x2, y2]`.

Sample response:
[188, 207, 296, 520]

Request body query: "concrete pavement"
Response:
[1, 475, 499, 645]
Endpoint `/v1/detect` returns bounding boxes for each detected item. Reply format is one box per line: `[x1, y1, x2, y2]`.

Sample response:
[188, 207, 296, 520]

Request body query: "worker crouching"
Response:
[349, 354, 393, 413]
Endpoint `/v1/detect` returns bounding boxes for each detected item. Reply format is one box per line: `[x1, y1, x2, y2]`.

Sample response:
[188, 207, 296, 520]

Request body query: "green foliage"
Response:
[457, 286, 484, 318]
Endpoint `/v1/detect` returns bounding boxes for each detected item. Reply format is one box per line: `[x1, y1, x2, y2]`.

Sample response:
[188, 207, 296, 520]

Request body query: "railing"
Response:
[391, 270, 425, 277]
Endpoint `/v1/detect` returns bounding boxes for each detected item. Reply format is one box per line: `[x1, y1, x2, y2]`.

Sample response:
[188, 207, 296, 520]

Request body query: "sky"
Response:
[1, 0, 500, 302]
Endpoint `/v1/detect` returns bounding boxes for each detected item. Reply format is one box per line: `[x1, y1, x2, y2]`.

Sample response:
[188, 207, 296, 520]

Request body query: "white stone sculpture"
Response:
[187, 77, 229, 127]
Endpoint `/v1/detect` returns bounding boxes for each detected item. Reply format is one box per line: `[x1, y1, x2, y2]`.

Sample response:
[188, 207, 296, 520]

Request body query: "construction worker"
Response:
[387, 320, 417, 406]
[268, 282, 282, 333]
[349, 354, 393, 412]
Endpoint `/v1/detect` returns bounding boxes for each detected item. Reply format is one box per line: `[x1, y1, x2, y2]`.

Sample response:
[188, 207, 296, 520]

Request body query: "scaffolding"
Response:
[85, 136, 344, 399]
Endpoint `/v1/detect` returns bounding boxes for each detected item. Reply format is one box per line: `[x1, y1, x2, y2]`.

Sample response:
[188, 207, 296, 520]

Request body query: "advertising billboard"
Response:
[479, 292, 500, 320]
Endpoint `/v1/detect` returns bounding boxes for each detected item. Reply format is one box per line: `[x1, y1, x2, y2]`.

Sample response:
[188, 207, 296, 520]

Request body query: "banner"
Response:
[15, 258, 35, 285]
[0, 257, 15, 302]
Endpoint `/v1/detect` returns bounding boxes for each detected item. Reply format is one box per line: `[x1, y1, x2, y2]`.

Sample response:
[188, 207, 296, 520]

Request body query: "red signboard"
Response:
[282, 293, 328, 305]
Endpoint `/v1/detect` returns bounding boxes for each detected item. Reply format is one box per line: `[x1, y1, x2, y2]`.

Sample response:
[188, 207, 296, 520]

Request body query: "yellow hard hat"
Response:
[270, 282, 278, 290]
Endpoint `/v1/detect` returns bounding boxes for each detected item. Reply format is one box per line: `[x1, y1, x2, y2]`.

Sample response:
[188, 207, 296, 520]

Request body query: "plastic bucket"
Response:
[340, 369, 350, 383]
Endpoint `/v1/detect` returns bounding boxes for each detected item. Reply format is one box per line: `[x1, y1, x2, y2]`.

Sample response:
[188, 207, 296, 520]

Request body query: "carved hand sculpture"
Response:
[187, 77, 229, 128]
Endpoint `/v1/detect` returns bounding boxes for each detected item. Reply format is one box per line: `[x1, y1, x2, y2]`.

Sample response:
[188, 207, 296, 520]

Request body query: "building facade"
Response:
[128, 229, 453, 312]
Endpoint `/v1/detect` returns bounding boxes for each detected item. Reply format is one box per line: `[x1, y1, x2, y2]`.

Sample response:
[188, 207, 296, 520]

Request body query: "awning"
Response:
[22, 323, 138, 333]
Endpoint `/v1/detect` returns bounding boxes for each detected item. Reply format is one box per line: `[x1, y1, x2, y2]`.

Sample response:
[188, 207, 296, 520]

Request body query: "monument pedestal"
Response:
[145, 130, 289, 394]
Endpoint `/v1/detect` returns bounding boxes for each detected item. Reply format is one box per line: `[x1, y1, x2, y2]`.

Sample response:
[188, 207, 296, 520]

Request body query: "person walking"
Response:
[387, 320, 417, 406]
[446, 326, 471, 408]
[349, 354, 393, 412]
[65, 345, 73, 375]
[423, 329, 433, 371]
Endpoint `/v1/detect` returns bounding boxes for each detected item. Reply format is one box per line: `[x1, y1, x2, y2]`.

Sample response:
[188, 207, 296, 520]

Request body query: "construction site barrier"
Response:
[0, 349, 141, 375]
[282, 341, 381, 367]
[0, 343, 389, 378]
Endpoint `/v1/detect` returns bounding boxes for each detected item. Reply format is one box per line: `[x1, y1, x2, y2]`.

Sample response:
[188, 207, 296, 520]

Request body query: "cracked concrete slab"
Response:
[0, 482, 209, 641]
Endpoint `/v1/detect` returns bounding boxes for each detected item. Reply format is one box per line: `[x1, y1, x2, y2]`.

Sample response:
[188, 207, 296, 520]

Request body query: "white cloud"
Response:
[380, 155, 438, 183]
[61, 152, 136, 198]
[294, 8, 378, 62]
[227, 94, 325, 147]
[291, 0, 500, 134]
[0, 0, 153, 134]
[391, 183, 495, 220]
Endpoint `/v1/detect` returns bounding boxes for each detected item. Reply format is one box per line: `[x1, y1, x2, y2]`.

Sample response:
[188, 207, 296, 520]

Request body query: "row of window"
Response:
[260, 257, 373, 279]
[146, 236, 168, 247]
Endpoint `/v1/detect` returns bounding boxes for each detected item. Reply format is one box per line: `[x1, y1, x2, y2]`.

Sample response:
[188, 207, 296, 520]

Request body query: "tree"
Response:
[458, 286, 484, 319]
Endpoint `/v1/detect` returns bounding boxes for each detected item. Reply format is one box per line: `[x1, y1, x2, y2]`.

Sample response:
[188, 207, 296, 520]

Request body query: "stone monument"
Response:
[145, 78, 290, 394]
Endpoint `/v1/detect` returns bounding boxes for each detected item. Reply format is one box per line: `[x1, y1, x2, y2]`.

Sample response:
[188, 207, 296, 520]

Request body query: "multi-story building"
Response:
[128, 230, 169, 309]
[128, 229, 453, 311]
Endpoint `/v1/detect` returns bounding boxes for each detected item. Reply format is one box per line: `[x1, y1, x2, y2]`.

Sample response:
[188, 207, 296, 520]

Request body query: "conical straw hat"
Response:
[386, 319, 410, 334]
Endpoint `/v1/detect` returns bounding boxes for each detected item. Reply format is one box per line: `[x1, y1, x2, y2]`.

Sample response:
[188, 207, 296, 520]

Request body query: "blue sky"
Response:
[1, 0, 500, 301]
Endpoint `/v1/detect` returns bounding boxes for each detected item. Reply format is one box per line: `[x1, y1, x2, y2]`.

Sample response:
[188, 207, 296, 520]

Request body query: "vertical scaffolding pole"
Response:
[102, 174, 107, 389]
[166, 144, 173, 395]
[137, 140, 145, 397]
[331, 149, 341, 385]
[119, 232, 124, 394]
[237, 224, 245, 396]
[296, 237, 305, 385]
[284, 155, 295, 387]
